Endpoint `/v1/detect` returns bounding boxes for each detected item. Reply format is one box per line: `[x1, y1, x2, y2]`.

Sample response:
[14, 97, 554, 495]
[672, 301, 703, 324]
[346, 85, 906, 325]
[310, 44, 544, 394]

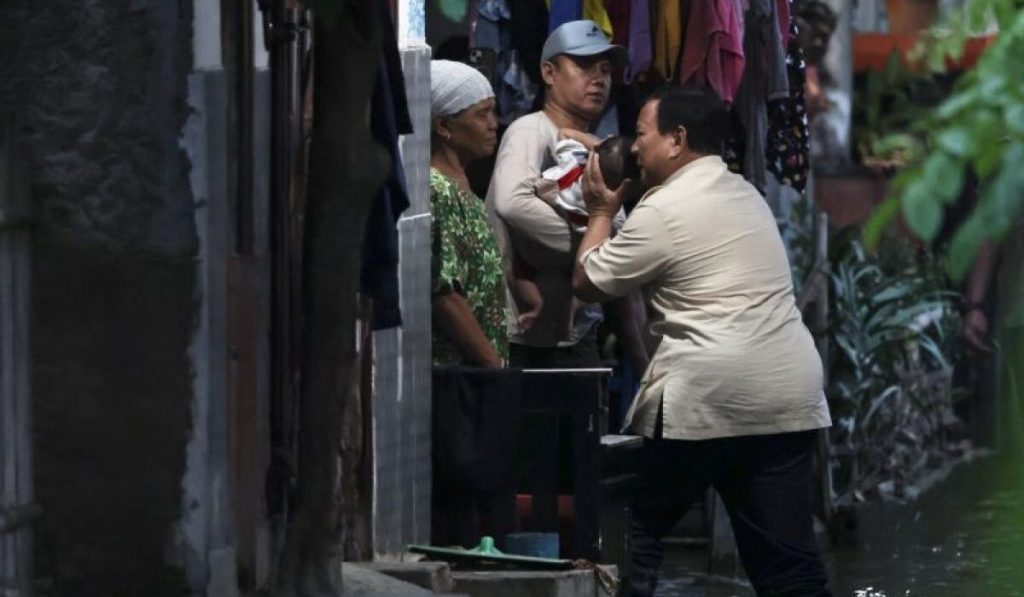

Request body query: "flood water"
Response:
[654, 454, 1024, 596]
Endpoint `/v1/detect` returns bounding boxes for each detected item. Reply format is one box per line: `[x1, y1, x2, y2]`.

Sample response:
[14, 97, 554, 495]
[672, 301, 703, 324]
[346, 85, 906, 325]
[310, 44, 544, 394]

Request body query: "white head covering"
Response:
[430, 60, 495, 120]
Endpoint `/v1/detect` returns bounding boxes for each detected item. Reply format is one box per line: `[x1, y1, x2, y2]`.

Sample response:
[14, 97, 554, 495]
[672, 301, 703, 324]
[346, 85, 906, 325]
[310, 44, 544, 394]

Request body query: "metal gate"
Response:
[0, 121, 34, 596]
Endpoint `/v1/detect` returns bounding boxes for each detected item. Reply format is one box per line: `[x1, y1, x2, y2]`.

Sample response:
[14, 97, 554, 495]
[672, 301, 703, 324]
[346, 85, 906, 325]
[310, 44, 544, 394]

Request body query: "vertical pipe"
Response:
[0, 121, 33, 597]
[236, 0, 255, 255]
[267, 0, 293, 519]
[822, 0, 854, 170]
[266, 0, 305, 533]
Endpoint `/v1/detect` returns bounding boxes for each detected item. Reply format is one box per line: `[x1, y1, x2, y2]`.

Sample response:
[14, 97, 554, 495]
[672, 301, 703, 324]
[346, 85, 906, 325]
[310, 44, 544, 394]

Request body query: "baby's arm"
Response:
[512, 256, 544, 331]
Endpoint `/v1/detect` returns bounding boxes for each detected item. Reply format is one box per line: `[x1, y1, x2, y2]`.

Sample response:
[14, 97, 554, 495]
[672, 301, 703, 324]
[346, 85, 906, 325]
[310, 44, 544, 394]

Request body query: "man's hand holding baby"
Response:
[582, 152, 629, 219]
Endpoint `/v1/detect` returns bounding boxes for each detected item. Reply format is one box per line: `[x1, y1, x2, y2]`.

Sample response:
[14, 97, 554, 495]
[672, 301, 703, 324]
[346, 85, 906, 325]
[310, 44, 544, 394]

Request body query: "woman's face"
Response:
[438, 97, 499, 160]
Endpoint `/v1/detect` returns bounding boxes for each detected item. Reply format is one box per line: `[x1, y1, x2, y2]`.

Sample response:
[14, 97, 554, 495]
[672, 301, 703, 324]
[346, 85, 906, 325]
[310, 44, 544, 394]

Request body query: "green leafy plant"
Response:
[852, 52, 942, 167]
[827, 231, 962, 500]
[866, 0, 1024, 279]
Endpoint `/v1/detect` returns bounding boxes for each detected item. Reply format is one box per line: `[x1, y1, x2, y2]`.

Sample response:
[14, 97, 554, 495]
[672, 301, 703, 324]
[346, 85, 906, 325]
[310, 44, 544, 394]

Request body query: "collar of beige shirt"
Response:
[637, 154, 724, 204]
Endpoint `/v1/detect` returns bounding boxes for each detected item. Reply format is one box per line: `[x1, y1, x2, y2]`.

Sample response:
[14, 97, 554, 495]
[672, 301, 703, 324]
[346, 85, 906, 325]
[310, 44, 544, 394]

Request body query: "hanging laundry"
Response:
[584, 0, 615, 39]
[479, 0, 512, 20]
[679, 0, 745, 105]
[548, 0, 582, 32]
[362, 0, 414, 329]
[475, 14, 502, 51]
[625, 0, 652, 82]
[509, 0, 549, 85]
[496, 50, 540, 125]
[732, 0, 790, 194]
[604, 0, 631, 45]
[653, 0, 682, 80]
[766, 7, 810, 193]
[547, 0, 613, 37]
[777, 0, 790, 48]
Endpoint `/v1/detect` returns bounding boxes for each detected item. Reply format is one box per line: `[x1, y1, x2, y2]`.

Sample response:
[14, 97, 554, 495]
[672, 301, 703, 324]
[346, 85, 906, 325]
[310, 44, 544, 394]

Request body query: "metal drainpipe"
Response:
[235, 0, 255, 256]
[259, 0, 305, 537]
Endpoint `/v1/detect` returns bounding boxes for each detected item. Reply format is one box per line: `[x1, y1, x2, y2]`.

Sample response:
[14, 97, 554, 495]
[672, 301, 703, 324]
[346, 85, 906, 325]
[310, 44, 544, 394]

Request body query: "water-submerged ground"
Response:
[654, 454, 1024, 596]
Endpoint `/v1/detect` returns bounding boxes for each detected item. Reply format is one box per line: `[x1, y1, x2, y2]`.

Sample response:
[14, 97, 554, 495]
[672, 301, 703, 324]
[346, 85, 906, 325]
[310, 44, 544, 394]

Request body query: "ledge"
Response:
[854, 32, 996, 72]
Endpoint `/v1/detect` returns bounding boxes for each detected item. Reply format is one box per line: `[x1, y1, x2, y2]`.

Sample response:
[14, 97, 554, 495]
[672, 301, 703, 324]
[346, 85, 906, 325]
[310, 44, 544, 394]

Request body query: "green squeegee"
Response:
[408, 536, 574, 570]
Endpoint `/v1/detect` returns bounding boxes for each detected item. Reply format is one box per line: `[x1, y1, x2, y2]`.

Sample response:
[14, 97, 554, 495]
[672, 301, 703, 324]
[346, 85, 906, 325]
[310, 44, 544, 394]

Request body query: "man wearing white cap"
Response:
[485, 19, 628, 368]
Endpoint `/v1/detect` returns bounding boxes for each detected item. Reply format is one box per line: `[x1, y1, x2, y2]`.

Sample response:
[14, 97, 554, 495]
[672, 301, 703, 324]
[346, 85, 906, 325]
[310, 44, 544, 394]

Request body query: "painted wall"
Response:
[0, 1, 199, 594]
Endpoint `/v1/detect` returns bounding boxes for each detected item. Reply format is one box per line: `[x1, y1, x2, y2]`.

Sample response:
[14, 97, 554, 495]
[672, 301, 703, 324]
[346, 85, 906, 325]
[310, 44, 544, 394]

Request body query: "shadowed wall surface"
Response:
[0, 1, 198, 594]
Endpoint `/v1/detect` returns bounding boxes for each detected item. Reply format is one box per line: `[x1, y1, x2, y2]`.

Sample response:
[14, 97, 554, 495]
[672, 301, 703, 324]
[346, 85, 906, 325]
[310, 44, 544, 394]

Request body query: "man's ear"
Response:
[540, 60, 557, 87]
[669, 126, 687, 159]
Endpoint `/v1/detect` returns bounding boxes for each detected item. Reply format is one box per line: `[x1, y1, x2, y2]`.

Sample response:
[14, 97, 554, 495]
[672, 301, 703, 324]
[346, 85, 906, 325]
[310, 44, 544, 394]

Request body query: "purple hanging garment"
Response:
[549, 0, 583, 32]
[625, 0, 652, 82]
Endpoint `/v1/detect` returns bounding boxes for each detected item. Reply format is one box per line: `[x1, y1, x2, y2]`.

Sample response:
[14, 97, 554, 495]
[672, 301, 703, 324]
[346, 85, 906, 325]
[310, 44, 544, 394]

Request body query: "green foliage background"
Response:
[865, 0, 1024, 279]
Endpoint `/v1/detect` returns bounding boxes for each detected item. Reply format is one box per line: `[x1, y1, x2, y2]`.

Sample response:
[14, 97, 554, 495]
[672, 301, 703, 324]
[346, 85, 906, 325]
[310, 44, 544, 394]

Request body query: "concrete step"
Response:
[341, 562, 439, 596]
[451, 568, 616, 597]
[356, 561, 456, 593]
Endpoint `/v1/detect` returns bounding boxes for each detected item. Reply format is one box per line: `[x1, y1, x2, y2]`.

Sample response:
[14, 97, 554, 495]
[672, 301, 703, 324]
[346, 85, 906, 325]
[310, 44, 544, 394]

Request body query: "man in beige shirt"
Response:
[486, 20, 626, 367]
[574, 86, 832, 596]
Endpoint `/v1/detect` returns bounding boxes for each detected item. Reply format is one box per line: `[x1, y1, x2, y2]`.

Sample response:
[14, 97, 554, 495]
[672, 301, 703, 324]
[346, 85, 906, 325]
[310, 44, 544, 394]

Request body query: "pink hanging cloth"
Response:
[678, 0, 746, 105]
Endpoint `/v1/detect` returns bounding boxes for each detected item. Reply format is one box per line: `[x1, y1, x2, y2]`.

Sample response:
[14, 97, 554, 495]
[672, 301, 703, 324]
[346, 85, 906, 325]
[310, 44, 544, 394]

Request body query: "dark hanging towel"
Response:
[765, 5, 810, 194]
[361, 1, 414, 330]
[732, 0, 790, 194]
[605, 0, 631, 46]
[509, 0, 549, 85]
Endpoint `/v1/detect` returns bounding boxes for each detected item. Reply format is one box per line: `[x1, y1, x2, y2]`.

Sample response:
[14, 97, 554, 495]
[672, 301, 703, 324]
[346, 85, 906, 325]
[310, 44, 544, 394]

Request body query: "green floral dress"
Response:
[430, 169, 509, 365]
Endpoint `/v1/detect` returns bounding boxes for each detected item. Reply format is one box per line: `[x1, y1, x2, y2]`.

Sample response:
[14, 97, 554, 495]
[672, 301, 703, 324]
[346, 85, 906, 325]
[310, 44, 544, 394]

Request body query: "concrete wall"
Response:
[0, 1, 200, 594]
[372, 43, 434, 560]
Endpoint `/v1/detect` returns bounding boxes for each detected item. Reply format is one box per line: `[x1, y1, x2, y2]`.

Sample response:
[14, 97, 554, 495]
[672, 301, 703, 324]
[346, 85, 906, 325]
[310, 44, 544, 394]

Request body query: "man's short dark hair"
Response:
[649, 86, 729, 156]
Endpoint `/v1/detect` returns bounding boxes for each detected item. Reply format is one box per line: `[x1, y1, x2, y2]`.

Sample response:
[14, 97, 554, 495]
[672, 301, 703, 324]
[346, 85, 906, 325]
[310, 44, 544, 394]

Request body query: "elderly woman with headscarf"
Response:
[429, 60, 507, 367]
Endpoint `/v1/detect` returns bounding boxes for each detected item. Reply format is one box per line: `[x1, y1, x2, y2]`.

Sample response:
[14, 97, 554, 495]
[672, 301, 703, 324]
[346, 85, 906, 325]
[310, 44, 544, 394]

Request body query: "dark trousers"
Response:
[509, 330, 601, 533]
[507, 329, 602, 369]
[628, 430, 831, 597]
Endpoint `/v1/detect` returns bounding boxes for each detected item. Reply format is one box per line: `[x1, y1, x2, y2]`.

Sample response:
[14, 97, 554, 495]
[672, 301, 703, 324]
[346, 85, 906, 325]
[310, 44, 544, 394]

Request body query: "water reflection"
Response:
[655, 455, 1024, 596]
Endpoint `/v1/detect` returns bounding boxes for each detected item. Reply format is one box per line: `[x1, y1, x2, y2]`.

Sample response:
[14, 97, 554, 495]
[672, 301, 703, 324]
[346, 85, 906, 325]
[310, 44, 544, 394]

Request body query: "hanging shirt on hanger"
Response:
[626, 0, 652, 81]
[653, 0, 683, 80]
[679, 0, 745, 105]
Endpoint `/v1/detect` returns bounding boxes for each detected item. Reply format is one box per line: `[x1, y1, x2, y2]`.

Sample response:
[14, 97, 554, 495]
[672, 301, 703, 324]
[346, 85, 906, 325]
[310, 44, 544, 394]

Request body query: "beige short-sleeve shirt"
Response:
[583, 156, 831, 440]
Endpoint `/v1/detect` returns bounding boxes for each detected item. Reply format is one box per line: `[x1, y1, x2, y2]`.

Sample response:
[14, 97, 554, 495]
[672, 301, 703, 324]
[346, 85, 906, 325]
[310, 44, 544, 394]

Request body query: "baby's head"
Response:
[596, 136, 640, 191]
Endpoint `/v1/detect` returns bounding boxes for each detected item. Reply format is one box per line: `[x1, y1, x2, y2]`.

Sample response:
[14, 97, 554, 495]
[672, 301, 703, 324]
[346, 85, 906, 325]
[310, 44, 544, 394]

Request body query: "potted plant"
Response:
[886, 0, 939, 34]
[815, 52, 944, 229]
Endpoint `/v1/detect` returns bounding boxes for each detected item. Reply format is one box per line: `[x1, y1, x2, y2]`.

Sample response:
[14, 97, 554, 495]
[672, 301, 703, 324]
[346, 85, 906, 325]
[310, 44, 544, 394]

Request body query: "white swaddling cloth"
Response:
[541, 140, 627, 233]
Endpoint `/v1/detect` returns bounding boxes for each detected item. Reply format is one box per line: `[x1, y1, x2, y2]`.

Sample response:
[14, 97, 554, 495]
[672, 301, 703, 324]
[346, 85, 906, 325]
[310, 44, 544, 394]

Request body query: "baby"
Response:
[513, 136, 646, 362]
[537, 137, 632, 232]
